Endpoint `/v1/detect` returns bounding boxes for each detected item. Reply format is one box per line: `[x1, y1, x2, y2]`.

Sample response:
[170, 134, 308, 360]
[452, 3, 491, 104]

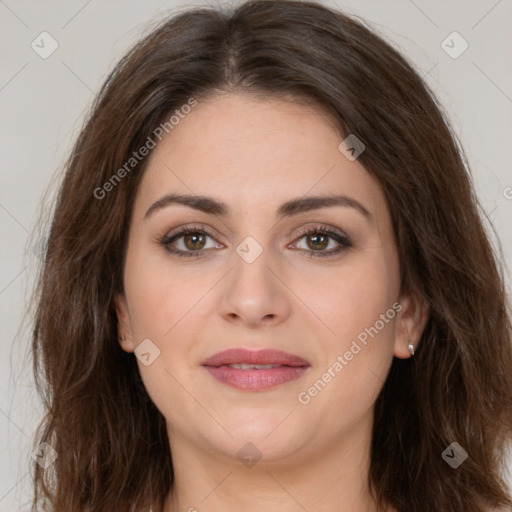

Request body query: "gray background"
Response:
[1, 0, 511, 510]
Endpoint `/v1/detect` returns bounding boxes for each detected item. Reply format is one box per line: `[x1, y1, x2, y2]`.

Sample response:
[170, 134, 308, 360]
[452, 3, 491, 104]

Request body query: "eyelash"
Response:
[160, 223, 352, 259]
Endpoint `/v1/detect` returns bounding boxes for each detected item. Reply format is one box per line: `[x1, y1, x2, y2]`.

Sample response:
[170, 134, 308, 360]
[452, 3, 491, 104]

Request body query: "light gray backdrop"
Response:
[1, 0, 511, 510]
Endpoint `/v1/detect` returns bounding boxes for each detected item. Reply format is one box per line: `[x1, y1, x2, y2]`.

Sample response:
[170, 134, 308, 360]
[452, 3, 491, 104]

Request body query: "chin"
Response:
[203, 411, 310, 460]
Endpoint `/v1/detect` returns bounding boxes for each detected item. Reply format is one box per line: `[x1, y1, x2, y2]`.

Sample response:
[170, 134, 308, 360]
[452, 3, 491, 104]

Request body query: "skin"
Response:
[115, 92, 428, 512]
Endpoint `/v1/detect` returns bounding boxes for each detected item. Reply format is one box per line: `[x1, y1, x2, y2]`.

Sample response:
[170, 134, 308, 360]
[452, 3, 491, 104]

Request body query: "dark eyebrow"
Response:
[276, 194, 371, 221]
[144, 193, 371, 221]
[144, 194, 230, 219]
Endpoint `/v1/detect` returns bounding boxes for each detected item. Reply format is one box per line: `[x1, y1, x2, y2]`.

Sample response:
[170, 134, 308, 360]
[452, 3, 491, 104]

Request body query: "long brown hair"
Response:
[31, 1, 512, 510]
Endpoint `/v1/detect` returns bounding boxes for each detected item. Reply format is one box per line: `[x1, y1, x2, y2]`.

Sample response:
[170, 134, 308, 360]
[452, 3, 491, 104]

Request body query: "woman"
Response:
[31, 0, 512, 511]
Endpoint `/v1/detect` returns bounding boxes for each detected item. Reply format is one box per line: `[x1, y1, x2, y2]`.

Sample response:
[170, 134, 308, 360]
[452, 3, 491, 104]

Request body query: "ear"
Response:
[114, 293, 135, 353]
[393, 291, 429, 359]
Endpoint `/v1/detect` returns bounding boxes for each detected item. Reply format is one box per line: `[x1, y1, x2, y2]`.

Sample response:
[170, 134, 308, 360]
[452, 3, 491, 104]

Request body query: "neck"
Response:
[163, 410, 388, 512]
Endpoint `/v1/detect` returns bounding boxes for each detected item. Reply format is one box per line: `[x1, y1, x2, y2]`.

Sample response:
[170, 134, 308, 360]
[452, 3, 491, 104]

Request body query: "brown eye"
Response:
[306, 233, 329, 251]
[291, 225, 352, 259]
[183, 232, 207, 250]
[161, 226, 222, 258]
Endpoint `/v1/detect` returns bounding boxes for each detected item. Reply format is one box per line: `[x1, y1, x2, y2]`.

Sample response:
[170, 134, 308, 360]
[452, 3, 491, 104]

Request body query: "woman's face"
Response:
[116, 93, 420, 467]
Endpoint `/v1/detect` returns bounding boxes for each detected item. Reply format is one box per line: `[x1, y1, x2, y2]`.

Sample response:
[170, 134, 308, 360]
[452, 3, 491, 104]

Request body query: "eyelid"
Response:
[161, 223, 224, 249]
[164, 222, 219, 239]
[292, 223, 349, 241]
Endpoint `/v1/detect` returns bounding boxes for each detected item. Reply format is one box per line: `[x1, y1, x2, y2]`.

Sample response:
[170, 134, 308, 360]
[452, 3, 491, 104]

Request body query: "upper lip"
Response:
[202, 348, 310, 367]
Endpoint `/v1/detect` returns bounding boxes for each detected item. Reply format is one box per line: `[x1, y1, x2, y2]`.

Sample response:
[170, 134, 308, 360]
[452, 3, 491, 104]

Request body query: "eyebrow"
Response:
[144, 193, 372, 221]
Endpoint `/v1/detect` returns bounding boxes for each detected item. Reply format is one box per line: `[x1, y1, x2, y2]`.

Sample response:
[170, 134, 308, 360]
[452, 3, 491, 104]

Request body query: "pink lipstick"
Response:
[201, 348, 311, 391]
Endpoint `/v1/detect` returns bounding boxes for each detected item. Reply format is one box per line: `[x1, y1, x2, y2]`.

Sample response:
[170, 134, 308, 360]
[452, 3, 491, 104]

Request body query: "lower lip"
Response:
[203, 365, 310, 391]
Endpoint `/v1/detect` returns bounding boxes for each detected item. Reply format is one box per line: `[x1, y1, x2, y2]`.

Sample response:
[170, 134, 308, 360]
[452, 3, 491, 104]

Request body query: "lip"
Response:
[202, 348, 310, 367]
[202, 348, 311, 391]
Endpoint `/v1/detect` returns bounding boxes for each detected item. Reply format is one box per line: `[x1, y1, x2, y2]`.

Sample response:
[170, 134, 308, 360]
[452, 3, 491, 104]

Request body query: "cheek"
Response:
[122, 245, 217, 400]
[298, 249, 399, 347]
[123, 243, 202, 340]
[293, 250, 398, 409]
[123, 256, 206, 428]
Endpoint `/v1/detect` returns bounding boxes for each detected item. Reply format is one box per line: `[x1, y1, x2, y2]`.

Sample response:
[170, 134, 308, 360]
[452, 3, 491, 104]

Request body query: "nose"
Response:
[217, 246, 292, 329]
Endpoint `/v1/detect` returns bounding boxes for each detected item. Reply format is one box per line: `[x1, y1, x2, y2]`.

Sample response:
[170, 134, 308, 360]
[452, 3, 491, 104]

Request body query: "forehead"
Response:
[135, 93, 386, 219]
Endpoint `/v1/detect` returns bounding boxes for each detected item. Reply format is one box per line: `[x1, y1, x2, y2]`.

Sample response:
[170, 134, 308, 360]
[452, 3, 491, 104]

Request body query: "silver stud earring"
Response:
[408, 342, 415, 356]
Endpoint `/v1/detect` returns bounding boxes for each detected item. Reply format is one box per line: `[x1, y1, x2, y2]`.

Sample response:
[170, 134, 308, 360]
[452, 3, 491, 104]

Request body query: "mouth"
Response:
[201, 348, 311, 391]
